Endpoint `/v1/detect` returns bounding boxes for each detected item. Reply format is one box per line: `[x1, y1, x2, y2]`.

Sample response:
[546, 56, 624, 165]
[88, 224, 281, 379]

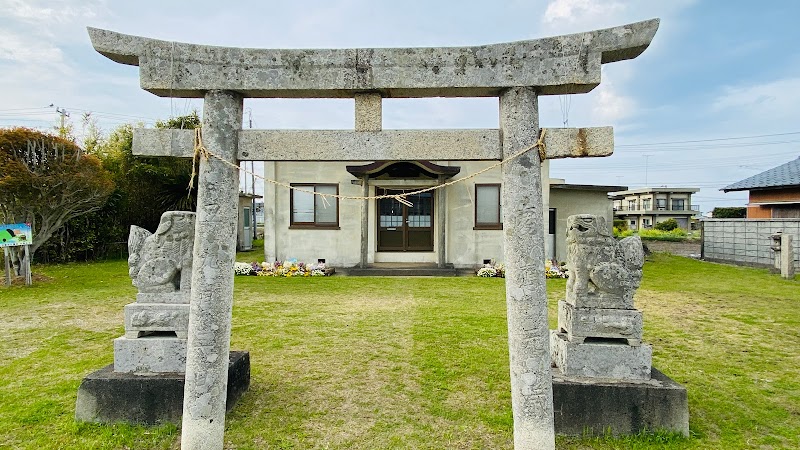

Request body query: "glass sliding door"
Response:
[377, 188, 434, 252]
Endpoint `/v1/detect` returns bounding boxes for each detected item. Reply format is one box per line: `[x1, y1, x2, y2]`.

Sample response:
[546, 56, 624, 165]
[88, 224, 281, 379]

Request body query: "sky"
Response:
[2, 0, 800, 215]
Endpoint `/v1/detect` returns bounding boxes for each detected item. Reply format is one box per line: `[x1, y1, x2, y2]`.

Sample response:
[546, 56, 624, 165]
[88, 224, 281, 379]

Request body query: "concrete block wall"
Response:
[702, 219, 800, 269]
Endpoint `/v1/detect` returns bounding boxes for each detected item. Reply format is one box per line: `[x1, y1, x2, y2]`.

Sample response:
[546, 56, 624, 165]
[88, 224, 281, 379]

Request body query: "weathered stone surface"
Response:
[565, 214, 644, 309]
[123, 303, 189, 339]
[551, 331, 652, 380]
[136, 292, 189, 304]
[781, 234, 795, 279]
[128, 211, 195, 295]
[88, 20, 659, 98]
[501, 87, 554, 450]
[354, 93, 382, 131]
[181, 90, 242, 450]
[558, 300, 642, 344]
[552, 367, 689, 436]
[75, 351, 250, 425]
[133, 126, 614, 161]
[114, 336, 187, 373]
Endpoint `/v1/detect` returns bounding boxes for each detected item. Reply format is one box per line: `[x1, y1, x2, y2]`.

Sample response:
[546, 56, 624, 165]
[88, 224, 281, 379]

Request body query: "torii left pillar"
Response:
[181, 90, 243, 449]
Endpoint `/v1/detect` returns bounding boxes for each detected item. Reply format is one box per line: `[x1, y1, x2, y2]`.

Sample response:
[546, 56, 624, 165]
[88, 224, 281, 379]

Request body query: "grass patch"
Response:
[0, 255, 798, 448]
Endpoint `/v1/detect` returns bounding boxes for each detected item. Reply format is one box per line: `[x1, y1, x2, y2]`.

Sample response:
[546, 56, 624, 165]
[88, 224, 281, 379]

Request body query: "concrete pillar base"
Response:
[553, 367, 689, 437]
[75, 351, 250, 425]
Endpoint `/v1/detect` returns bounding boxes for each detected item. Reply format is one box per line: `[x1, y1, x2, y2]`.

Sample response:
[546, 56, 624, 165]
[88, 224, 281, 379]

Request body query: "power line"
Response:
[616, 131, 800, 147]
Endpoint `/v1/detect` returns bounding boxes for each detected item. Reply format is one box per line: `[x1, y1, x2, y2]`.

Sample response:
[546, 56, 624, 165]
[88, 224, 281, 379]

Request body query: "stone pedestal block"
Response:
[551, 331, 652, 380]
[136, 292, 190, 304]
[565, 291, 634, 310]
[123, 303, 189, 339]
[75, 351, 250, 425]
[558, 300, 642, 344]
[553, 367, 689, 436]
[113, 336, 187, 373]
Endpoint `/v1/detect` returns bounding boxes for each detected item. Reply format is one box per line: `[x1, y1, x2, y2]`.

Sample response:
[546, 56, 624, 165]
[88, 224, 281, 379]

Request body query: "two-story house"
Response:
[610, 187, 700, 230]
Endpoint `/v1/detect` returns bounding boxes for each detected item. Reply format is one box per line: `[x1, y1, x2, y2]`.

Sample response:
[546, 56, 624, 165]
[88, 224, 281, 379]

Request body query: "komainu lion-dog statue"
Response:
[565, 214, 644, 308]
[128, 211, 196, 294]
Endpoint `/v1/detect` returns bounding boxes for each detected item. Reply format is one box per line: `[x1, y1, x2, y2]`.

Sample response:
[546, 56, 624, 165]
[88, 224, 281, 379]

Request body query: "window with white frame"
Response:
[290, 184, 339, 228]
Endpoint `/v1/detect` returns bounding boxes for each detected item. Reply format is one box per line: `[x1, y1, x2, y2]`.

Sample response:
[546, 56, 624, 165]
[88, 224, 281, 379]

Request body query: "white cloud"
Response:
[0, 0, 100, 24]
[543, 0, 625, 24]
[711, 77, 800, 115]
[591, 81, 635, 123]
[0, 29, 63, 63]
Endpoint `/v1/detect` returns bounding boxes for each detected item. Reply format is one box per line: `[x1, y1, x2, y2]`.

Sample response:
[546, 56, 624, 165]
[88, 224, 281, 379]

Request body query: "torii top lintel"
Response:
[87, 19, 658, 99]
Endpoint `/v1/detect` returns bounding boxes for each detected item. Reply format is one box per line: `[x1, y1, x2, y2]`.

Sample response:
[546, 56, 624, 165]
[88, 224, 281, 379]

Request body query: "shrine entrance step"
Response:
[344, 262, 458, 277]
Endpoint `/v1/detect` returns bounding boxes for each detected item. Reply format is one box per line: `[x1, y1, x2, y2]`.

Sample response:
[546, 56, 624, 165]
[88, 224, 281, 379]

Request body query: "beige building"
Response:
[261, 160, 623, 268]
[610, 187, 700, 230]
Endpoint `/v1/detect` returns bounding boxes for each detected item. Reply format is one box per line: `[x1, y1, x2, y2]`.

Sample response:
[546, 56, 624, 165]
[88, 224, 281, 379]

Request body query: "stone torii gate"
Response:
[88, 19, 658, 450]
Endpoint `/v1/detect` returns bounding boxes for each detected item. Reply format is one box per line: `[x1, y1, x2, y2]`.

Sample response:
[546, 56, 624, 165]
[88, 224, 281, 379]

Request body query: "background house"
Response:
[261, 161, 622, 268]
[610, 187, 700, 230]
[722, 156, 800, 219]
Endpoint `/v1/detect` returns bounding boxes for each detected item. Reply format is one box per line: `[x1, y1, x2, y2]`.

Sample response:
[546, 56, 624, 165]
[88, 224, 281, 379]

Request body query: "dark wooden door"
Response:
[377, 189, 433, 252]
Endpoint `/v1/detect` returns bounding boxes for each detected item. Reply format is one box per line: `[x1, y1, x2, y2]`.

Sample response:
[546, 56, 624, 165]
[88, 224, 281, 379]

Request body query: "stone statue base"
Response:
[551, 331, 652, 380]
[552, 367, 689, 436]
[75, 351, 250, 425]
[122, 303, 190, 340]
[113, 336, 187, 373]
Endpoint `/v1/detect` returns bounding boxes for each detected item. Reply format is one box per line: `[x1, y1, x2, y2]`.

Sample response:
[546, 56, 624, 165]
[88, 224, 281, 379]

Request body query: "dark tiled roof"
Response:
[722, 156, 800, 191]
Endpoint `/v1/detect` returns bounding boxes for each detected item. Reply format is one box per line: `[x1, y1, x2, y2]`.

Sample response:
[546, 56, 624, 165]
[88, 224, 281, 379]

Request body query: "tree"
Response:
[654, 218, 679, 231]
[100, 112, 200, 232]
[28, 112, 202, 264]
[0, 128, 114, 274]
[712, 207, 746, 218]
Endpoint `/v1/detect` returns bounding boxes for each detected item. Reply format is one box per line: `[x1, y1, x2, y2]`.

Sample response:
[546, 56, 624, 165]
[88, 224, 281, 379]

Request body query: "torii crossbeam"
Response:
[88, 19, 658, 450]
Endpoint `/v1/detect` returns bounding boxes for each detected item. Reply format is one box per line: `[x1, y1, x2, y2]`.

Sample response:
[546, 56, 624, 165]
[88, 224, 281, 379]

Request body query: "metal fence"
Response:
[702, 219, 800, 269]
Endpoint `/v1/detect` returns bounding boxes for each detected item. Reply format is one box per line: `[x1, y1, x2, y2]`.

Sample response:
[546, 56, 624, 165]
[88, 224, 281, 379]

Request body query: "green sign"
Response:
[0, 223, 32, 247]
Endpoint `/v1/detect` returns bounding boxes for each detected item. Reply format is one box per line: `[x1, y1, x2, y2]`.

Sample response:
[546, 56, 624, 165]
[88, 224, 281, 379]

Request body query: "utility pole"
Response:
[643, 154, 652, 186]
[55, 107, 69, 138]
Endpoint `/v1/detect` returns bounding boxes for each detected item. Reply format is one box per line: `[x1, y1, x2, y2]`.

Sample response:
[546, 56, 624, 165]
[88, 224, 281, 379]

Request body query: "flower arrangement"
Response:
[234, 259, 332, 277]
[475, 260, 569, 279]
[234, 262, 254, 275]
[545, 259, 569, 279]
[476, 261, 505, 278]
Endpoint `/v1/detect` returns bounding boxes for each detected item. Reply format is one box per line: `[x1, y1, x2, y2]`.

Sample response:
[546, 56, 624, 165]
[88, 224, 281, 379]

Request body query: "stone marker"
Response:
[550, 214, 688, 435]
[771, 232, 796, 279]
[87, 19, 659, 450]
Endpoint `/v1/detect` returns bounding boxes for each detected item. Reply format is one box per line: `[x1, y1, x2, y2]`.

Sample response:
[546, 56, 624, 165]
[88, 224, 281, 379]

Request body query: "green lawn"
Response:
[0, 254, 798, 449]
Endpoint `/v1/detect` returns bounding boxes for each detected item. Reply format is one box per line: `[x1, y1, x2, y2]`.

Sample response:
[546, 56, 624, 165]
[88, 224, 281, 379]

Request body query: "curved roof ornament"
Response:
[87, 19, 658, 98]
[346, 161, 461, 180]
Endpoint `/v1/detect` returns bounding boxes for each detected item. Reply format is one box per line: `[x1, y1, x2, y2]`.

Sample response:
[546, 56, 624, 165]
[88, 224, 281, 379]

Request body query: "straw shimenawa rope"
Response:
[190, 127, 547, 207]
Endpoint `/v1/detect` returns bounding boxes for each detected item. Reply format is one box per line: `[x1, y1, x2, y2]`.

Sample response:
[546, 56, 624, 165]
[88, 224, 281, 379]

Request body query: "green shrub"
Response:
[613, 219, 628, 230]
[654, 218, 679, 231]
[613, 227, 635, 238]
[613, 228, 689, 242]
[639, 228, 687, 241]
[713, 207, 746, 218]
